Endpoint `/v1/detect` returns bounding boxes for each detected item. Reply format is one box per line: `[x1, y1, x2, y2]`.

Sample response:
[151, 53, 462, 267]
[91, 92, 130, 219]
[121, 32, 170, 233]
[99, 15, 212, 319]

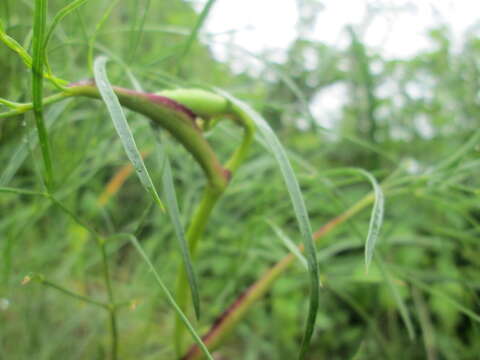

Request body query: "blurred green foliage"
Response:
[1, 0, 480, 359]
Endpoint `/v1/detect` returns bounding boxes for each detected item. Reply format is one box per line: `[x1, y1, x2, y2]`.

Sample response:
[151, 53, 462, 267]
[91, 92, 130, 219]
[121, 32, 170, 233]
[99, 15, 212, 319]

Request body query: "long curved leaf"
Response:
[93, 56, 165, 211]
[219, 90, 320, 360]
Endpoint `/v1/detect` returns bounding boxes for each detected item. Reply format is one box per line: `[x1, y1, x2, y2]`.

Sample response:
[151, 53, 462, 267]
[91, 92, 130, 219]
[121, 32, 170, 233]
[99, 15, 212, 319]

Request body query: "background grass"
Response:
[1, 1, 480, 359]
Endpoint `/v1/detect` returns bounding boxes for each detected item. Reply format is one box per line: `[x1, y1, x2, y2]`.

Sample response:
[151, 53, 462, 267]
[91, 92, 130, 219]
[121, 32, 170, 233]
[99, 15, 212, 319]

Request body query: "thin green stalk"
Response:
[0, 92, 73, 119]
[129, 235, 214, 360]
[32, 0, 54, 191]
[45, 192, 118, 359]
[24, 274, 109, 309]
[43, 0, 90, 90]
[170, 91, 255, 354]
[100, 240, 118, 360]
[87, 0, 120, 74]
[174, 186, 222, 354]
[127, 0, 151, 64]
[0, 23, 67, 86]
[15, 190, 119, 359]
[49, 194, 100, 238]
[0, 98, 22, 108]
[176, 0, 217, 71]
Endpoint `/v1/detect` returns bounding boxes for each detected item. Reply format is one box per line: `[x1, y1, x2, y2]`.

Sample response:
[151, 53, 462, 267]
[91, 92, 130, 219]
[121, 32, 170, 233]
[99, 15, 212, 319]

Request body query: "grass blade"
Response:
[128, 235, 214, 360]
[268, 221, 308, 269]
[328, 167, 384, 271]
[104, 57, 199, 314]
[178, 0, 217, 65]
[88, 0, 120, 73]
[377, 257, 415, 340]
[354, 169, 384, 272]
[156, 137, 201, 319]
[43, 0, 90, 88]
[93, 56, 165, 211]
[220, 90, 320, 359]
[44, 0, 90, 49]
[32, 0, 54, 191]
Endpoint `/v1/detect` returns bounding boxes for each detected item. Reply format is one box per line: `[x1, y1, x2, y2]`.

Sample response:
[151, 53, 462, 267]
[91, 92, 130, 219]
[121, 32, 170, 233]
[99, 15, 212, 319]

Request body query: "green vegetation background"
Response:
[1, 0, 479, 359]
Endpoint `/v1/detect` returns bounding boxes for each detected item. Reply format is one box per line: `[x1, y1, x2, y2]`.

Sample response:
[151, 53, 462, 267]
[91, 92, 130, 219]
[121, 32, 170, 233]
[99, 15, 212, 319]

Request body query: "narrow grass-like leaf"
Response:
[43, 0, 90, 88]
[402, 274, 480, 323]
[44, 0, 90, 49]
[412, 287, 437, 360]
[127, 0, 151, 64]
[430, 129, 480, 178]
[0, 187, 45, 196]
[355, 169, 384, 272]
[377, 257, 415, 340]
[178, 0, 216, 65]
[219, 90, 320, 360]
[329, 167, 384, 271]
[268, 221, 308, 269]
[93, 56, 165, 211]
[156, 137, 201, 319]
[88, 0, 120, 73]
[128, 235, 213, 360]
[32, 0, 54, 191]
[0, 22, 33, 68]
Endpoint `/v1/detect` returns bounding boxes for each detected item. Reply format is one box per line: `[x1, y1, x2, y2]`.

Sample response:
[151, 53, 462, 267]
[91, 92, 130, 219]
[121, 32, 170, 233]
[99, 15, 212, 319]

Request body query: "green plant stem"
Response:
[87, 0, 121, 74]
[0, 92, 73, 119]
[33, 276, 109, 309]
[32, 0, 54, 191]
[174, 185, 223, 354]
[172, 100, 255, 355]
[0, 98, 23, 108]
[68, 84, 230, 191]
[100, 239, 118, 360]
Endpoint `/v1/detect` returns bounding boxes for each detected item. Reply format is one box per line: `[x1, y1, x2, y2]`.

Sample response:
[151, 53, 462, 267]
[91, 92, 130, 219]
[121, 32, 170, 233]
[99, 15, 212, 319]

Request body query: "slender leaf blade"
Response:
[179, 0, 217, 63]
[220, 90, 320, 360]
[354, 169, 384, 272]
[156, 137, 201, 319]
[128, 235, 213, 360]
[377, 258, 415, 340]
[269, 221, 308, 269]
[93, 56, 165, 211]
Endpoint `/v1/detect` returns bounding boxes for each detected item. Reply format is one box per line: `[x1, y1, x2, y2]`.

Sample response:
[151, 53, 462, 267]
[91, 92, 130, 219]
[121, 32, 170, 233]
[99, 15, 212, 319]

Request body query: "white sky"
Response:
[192, 0, 480, 62]
[189, 0, 480, 130]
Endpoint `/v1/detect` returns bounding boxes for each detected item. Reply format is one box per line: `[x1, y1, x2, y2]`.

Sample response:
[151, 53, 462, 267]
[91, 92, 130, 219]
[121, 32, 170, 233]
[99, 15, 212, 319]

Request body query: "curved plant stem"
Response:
[69, 83, 230, 191]
[160, 90, 255, 355]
